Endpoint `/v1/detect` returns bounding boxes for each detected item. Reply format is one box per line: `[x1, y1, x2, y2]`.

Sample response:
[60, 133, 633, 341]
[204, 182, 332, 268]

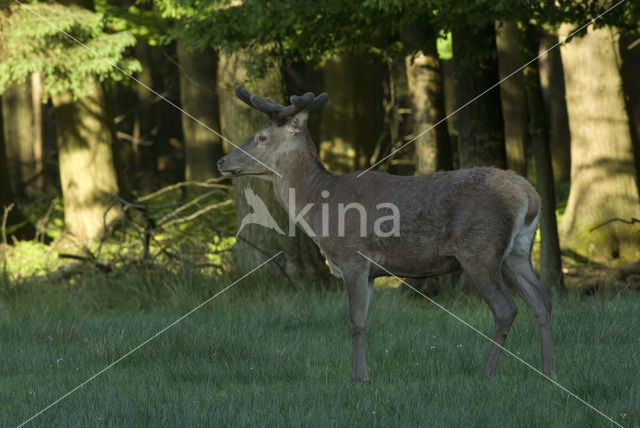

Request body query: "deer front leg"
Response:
[344, 273, 373, 383]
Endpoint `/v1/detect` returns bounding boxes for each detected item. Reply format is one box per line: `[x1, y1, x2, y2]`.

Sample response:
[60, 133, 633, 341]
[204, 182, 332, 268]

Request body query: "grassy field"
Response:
[1, 265, 639, 428]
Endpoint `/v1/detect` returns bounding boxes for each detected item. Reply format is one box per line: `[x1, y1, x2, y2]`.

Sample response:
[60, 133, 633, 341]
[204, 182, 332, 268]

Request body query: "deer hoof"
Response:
[351, 374, 370, 383]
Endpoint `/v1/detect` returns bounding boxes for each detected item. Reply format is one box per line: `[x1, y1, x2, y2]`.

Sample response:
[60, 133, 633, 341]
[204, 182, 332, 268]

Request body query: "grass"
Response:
[1, 266, 639, 428]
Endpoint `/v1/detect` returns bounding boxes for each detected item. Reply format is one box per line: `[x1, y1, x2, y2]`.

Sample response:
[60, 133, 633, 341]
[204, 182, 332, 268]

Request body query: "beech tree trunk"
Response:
[217, 49, 331, 286]
[177, 41, 223, 182]
[452, 24, 507, 168]
[52, 80, 121, 242]
[495, 21, 528, 176]
[520, 24, 564, 292]
[559, 24, 640, 260]
[406, 40, 452, 174]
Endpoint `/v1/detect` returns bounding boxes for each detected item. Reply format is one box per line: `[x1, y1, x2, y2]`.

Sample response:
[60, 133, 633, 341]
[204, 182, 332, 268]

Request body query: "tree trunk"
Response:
[559, 24, 640, 260]
[1, 79, 36, 197]
[539, 33, 571, 184]
[318, 53, 385, 173]
[406, 41, 452, 174]
[177, 41, 223, 182]
[0, 100, 35, 241]
[452, 24, 507, 168]
[217, 49, 331, 286]
[619, 32, 640, 192]
[31, 73, 44, 189]
[439, 58, 458, 167]
[383, 55, 413, 175]
[52, 80, 121, 242]
[520, 24, 564, 292]
[495, 21, 528, 176]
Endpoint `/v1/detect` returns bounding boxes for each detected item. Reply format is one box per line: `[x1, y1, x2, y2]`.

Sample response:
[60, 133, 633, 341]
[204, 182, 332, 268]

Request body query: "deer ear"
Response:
[286, 111, 309, 134]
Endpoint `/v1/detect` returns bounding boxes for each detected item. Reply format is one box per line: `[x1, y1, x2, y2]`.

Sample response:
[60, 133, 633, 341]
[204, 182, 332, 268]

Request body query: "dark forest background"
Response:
[1, 0, 640, 292]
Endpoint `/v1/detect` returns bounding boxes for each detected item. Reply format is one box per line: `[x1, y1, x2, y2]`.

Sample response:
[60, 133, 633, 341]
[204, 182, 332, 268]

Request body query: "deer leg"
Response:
[463, 263, 518, 378]
[502, 255, 555, 379]
[344, 273, 373, 383]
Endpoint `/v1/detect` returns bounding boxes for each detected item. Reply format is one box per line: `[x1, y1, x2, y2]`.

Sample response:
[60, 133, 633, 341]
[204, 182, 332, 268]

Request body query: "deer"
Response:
[217, 85, 555, 383]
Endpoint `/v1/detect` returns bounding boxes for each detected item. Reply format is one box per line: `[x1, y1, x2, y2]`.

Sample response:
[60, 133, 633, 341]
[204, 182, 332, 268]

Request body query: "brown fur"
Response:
[218, 93, 555, 382]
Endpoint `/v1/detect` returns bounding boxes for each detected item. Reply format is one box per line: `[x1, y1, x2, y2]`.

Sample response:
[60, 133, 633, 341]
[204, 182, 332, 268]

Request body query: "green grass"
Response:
[1, 268, 639, 427]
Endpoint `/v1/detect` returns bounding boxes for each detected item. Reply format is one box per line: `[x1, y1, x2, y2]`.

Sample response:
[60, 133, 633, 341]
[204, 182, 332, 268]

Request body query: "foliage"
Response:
[0, 241, 61, 280]
[0, 179, 237, 282]
[0, 3, 140, 98]
[138, 0, 640, 71]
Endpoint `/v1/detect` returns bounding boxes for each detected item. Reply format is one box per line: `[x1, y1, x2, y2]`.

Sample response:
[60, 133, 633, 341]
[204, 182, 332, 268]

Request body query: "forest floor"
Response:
[1, 266, 638, 428]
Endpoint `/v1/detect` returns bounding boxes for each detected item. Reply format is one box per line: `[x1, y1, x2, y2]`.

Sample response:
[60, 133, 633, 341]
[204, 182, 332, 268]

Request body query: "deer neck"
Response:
[271, 138, 336, 215]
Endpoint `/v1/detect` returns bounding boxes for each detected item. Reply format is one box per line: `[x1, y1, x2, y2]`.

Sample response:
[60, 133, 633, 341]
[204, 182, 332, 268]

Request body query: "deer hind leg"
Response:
[502, 254, 555, 379]
[461, 260, 518, 378]
[343, 271, 373, 383]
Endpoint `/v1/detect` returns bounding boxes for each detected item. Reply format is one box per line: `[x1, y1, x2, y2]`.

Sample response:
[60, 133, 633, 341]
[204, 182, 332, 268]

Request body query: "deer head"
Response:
[217, 85, 329, 178]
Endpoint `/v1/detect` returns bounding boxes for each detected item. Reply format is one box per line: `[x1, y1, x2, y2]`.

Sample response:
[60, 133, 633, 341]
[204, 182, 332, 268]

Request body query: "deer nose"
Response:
[217, 157, 226, 171]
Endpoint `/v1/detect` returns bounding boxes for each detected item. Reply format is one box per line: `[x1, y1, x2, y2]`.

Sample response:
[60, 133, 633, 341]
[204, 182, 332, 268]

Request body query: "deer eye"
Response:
[257, 135, 267, 143]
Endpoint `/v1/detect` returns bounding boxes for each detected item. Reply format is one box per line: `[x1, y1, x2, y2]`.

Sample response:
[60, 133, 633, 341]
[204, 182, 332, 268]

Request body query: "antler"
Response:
[235, 85, 329, 124]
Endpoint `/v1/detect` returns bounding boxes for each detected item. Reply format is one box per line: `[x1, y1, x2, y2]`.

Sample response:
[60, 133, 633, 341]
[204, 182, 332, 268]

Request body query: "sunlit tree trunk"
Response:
[217, 49, 330, 286]
[452, 24, 507, 168]
[52, 80, 121, 242]
[521, 24, 564, 292]
[496, 21, 528, 176]
[406, 39, 452, 174]
[559, 24, 640, 260]
[177, 40, 223, 182]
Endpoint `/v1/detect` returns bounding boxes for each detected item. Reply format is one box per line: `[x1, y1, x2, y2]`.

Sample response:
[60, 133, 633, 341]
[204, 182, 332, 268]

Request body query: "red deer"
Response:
[217, 85, 554, 382]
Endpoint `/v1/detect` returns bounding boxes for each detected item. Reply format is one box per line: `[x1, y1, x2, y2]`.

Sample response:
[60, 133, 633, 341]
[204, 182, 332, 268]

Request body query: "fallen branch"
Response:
[137, 177, 231, 202]
[590, 217, 640, 232]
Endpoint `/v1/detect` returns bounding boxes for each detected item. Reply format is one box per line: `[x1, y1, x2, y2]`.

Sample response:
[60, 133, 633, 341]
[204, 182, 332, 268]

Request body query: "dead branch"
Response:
[590, 217, 640, 232]
[156, 189, 217, 225]
[137, 178, 231, 202]
[161, 200, 233, 228]
[35, 197, 58, 243]
[1, 204, 15, 245]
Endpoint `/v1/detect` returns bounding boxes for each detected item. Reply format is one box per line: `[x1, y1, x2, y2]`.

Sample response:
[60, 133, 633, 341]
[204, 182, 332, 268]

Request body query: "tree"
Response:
[0, 2, 139, 242]
[452, 23, 507, 168]
[51, 82, 122, 241]
[495, 21, 528, 176]
[217, 48, 331, 285]
[0, 100, 35, 241]
[619, 31, 640, 191]
[0, 80, 36, 197]
[177, 41, 223, 182]
[404, 28, 452, 174]
[538, 33, 571, 184]
[520, 24, 564, 291]
[559, 23, 640, 260]
[318, 53, 385, 173]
